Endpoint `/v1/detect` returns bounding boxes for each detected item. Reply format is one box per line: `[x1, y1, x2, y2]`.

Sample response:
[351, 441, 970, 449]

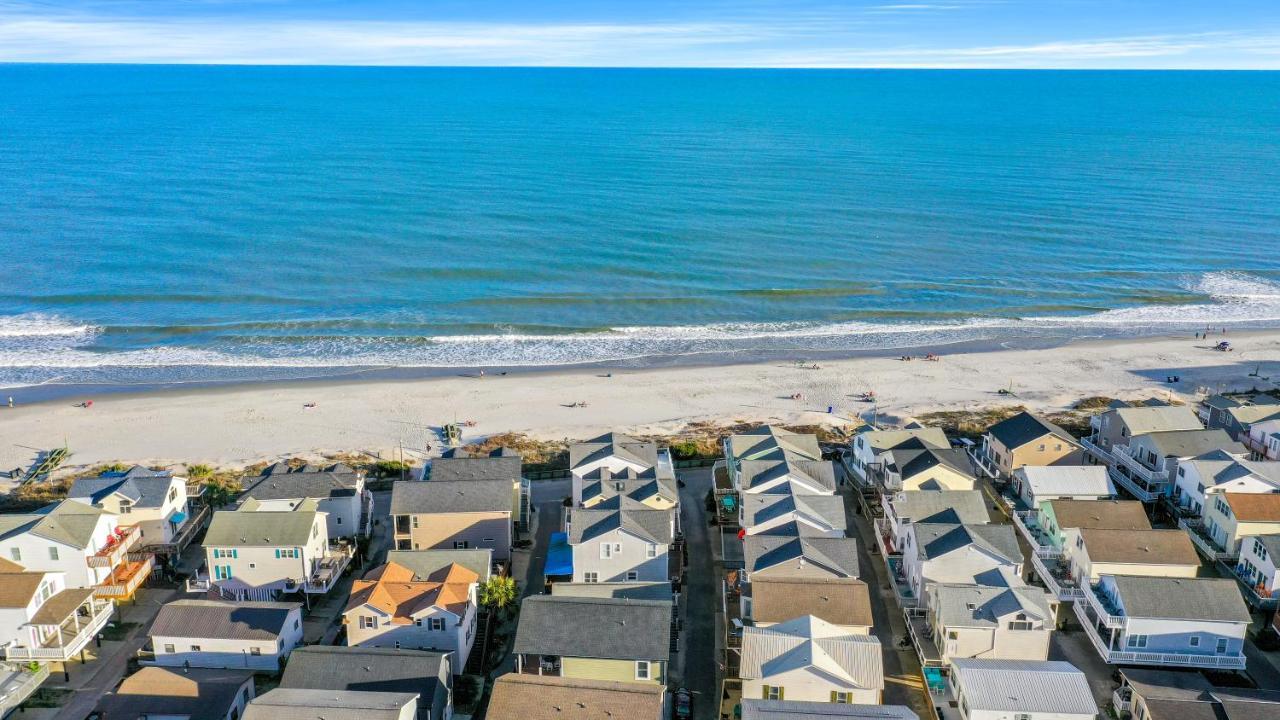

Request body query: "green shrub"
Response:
[373, 459, 411, 477]
[187, 464, 214, 478]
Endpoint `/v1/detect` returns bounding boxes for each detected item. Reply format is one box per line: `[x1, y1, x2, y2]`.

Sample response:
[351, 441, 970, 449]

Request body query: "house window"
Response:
[584, 572, 599, 583]
[1254, 539, 1269, 563]
[1190, 635, 1200, 647]
[1215, 496, 1231, 517]
[250, 648, 262, 656]
[1015, 715, 1031, 720]
[626, 571, 640, 581]
[275, 549, 299, 559]
[635, 661, 651, 680]
[1127, 634, 1148, 649]
[453, 541, 469, 549]
[412, 516, 420, 528]
[947, 631, 958, 640]
[337, 517, 343, 525]
[48, 547, 59, 561]
[601, 543, 613, 559]
[191, 645, 202, 652]
[763, 685, 783, 701]
[646, 543, 658, 558]
[1216, 638, 1229, 653]
[9, 548, 19, 562]
[163, 644, 175, 653]
[168, 487, 178, 502]
[1038, 444, 1046, 452]
[360, 616, 377, 629]
[1008, 620, 1033, 631]
[120, 502, 132, 514]
[430, 618, 445, 632]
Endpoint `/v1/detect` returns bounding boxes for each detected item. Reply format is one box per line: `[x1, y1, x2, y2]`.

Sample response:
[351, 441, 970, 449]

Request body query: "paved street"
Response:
[678, 467, 718, 720]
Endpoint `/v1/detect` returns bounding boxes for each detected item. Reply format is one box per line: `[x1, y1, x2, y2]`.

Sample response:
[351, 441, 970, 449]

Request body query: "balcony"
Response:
[1079, 436, 1113, 465]
[1011, 510, 1055, 549]
[1109, 447, 1170, 502]
[1073, 586, 1247, 670]
[143, 503, 211, 555]
[968, 446, 1000, 479]
[1178, 518, 1237, 562]
[1112, 686, 1132, 719]
[185, 481, 207, 498]
[94, 552, 154, 600]
[86, 525, 142, 569]
[1228, 564, 1279, 609]
[4, 591, 114, 662]
[302, 545, 353, 594]
[905, 609, 943, 667]
[1030, 552, 1084, 601]
[0, 662, 49, 714]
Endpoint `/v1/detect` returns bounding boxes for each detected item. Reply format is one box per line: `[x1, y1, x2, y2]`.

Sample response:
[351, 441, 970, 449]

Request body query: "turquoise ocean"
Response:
[2, 66, 1280, 389]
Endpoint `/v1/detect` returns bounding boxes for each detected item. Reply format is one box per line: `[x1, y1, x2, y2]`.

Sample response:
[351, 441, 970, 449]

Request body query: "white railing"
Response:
[304, 546, 353, 594]
[94, 552, 155, 599]
[1178, 518, 1237, 562]
[0, 662, 49, 713]
[1079, 436, 1113, 464]
[1074, 607, 1247, 669]
[1077, 584, 1126, 629]
[4, 602, 114, 662]
[1107, 467, 1163, 503]
[968, 448, 1000, 479]
[86, 525, 142, 569]
[1030, 552, 1084, 601]
[185, 575, 211, 593]
[1112, 446, 1171, 485]
[1010, 510, 1043, 547]
[1112, 688, 1132, 719]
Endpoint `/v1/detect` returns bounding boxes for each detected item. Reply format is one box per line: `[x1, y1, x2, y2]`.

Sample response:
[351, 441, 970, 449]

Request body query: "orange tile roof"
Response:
[346, 561, 478, 623]
[1223, 493, 1280, 522]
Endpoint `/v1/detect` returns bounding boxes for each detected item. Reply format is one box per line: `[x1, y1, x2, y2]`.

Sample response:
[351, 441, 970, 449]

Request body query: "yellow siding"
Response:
[902, 466, 977, 491]
[561, 657, 664, 685]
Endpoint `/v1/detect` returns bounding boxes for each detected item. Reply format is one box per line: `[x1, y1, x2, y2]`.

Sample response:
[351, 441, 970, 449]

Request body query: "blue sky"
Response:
[1, 1, 1278, 67]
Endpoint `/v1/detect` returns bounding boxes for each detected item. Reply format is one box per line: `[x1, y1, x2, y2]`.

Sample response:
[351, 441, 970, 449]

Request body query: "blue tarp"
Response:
[169, 511, 188, 525]
[545, 531, 573, 577]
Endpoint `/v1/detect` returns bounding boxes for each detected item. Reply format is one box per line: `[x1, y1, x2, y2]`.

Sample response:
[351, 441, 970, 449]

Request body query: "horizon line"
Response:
[3, 61, 1279, 71]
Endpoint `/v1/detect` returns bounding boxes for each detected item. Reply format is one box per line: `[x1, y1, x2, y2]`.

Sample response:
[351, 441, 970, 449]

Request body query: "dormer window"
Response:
[119, 501, 132, 514]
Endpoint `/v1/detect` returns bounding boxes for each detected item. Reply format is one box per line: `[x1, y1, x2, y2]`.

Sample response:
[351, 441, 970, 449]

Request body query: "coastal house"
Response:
[974, 411, 1083, 479]
[844, 426, 951, 488]
[146, 599, 303, 671]
[513, 596, 670, 685]
[916, 584, 1053, 664]
[741, 493, 847, 537]
[280, 646, 454, 720]
[428, 451, 530, 531]
[1074, 575, 1250, 669]
[565, 497, 674, 584]
[244, 689, 418, 720]
[0, 499, 152, 601]
[900, 524, 1022, 608]
[1020, 499, 1150, 601]
[90, 667, 256, 720]
[1084, 405, 1203, 457]
[1198, 492, 1280, 561]
[343, 561, 479, 668]
[1171, 450, 1280, 517]
[879, 490, 988, 556]
[1105, 428, 1243, 503]
[551, 581, 674, 602]
[1245, 418, 1280, 460]
[1114, 669, 1280, 720]
[740, 700, 917, 720]
[391, 478, 515, 564]
[747, 577, 874, 634]
[946, 659, 1098, 720]
[69, 465, 200, 555]
[1235, 534, 1280, 603]
[569, 433, 677, 511]
[1011, 465, 1114, 509]
[723, 426, 837, 497]
[202, 500, 351, 599]
[739, 615, 884, 705]
[239, 462, 371, 539]
[1217, 403, 1280, 445]
[0, 558, 115, 664]
[871, 443, 976, 492]
[486, 674, 667, 720]
[386, 548, 492, 583]
[1068, 528, 1200, 586]
[742, 536, 859, 581]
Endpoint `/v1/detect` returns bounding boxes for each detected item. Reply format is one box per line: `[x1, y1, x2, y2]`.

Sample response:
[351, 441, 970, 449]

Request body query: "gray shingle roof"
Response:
[741, 700, 918, 720]
[280, 646, 450, 720]
[429, 455, 522, 483]
[93, 667, 255, 720]
[740, 616, 883, 690]
[245, 689, 417, 720]
[1112, 406, 1204, 435]
[386, 549, 493, 582]
[889, 447, 974, 482]
[240, 467, 360, 502]
[581, 476, 677, 506]
[744, 536, 859, 578]
[987, 412, 1077, 450]
[738, 458, 836, 494]
[913, 523, 1020, 563]
[950, 659, 1097, 715]
[204, 508, 319, 546]
[513, 596, 671, 662]
[856, 428, 949, 453]
[150, 599, 300, 640]
[70, 469, 176, 508]
[742, 493, 846, 534]
[933, 584, 1052, 628]
[1143, 429, 1242, 458]
[567, 502, 673, 544]
[551, 582, 674, 601]
[391, 479, 512, 515]
[890, 491, 989, 525]
[0, 500, 108, 549]
[570, 433, 660, 479]
[1110, 576, 1252, 623]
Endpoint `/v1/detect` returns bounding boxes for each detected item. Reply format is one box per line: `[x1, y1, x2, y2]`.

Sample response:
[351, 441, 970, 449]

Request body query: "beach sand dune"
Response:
[3, 331, 1278, 474]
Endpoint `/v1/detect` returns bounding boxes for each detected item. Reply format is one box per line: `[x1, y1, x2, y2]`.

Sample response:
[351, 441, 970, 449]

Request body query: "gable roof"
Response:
[69, 469, 177, 508]
[1222, 492, 1280, 522]
[0, 500, 108, 549]
[950, 659, 1097, 715]
[279, 646, 450, 718]
[94, 667, 255, 720]
[569, 433, 661, 479]
[1046, 499, 1151, 531]
[346, 561, 477, 621]
[1015, 466, 1114, 498]
[1142, 429, 1242, 458]
[912, 523, 1020, 564]
[933, 584, 1052, 628]
[429, 454, 522, 483]
[741, 700, 918, 720]
[0, 561, 52, 609]
[742, 493, 846, 534]
[551, 582, 674, 601]
[567, 500, 673, 545]
[987, 412, 1077, 451]
[857, 428, 950, 453]
[1226, 405, 1280, 426]
[239, 466, 360, 502]
[486, 674, 665, 720]
[1109, 576, 1251, 623]
[890, 491, 989, 525]
[1187, 453, 1280, 489]
[887, 447, 974, 482]
[751, 578, 873, 627]
[390, 479, 512, 515]
[740, 616, 883, 690]
[1112, 406, 1204, 435]
[744, 536, 859, 578]
[1079, 528, 1199, 566]
[729, 426, 823, 463]
[151, 599, 300, 640]
[385, 549, 492, 583]
[244, 689, 417, 720]
[204, 508, 319, 546]
[513, 595, 671, 662]
[581, 475, 677, 507]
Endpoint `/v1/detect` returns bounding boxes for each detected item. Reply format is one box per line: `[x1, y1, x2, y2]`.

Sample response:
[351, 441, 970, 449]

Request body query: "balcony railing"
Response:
[1030, 552, 1084, 601]
[86, 525, 142, 569]
[1079, 436, 1113, 464]
[1077, 584, 1126, 629]
[186, 481, 207, 498]
[968, 447, 1000, 479]
[1073, 607, 1247, 669]
[1011, 510, 1050, 548]
[303, 545, 353, 594]
[4, 599, 114, 662]
[1178, 518, 1237, 562]
[94, 552, 154, 600]
[143, 503, 212, 555]
[1107, 467, 1164, 503]
[1112, 687, 1132, 719]
[0, 662, 49, 714]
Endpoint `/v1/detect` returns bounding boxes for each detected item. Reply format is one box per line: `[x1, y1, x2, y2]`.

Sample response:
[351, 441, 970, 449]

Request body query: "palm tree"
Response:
[479, 575, 518, 616]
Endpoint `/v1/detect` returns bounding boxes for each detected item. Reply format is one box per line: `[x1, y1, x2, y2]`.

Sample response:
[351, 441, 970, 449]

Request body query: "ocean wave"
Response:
[0, 313, 100, 338]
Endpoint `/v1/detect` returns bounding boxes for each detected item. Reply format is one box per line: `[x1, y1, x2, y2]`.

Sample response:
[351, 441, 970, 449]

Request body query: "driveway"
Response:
[515, 478, 570, 598]
[678, 467, 718, 720]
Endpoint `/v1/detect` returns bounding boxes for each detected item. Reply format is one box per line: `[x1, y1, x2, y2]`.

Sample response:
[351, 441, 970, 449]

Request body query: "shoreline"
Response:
[3, 329, 1279, 476]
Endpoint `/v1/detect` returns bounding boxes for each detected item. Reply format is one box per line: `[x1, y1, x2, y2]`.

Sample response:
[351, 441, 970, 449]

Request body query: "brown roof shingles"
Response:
[486, 674, 664, 720]
[1222, 493, 1280, 523]
[1080, 528, 1200, 566]
[750, 578, 874, 627]
[1048, 499, 1152, 531]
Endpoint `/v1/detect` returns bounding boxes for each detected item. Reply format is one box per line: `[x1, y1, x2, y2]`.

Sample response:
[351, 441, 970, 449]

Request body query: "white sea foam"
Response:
[0, 313, 100, 338]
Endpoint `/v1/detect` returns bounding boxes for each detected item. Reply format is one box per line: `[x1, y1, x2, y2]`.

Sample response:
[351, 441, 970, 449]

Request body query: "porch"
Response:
[1178, 518, 1237, 562]
[143, 502, 211, 556]
[85, 525, 141, 570]
[905, 609, 943, 667]
[94, 552, 154, 600]
[968, 443, 1000, 479]
[1079, 435, 1114, 465]
[302, 545, 353, 594]
[1029, 551, 1085, 602]
[1072, 584, 1246, 669]
[516, 653, 562, 676]
[4, 590, 114, 662]
[1108, 447, 1169, 502]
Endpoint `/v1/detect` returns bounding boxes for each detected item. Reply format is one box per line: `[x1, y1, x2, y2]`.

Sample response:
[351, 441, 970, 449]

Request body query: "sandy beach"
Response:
[3, 330, 1279, 476]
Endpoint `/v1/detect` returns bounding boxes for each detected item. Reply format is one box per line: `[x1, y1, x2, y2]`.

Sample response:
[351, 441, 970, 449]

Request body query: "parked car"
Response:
[674, 688, 692, 720]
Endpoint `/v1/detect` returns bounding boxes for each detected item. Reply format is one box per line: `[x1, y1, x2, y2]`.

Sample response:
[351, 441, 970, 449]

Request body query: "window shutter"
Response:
[778, 687, 784, 701]
[275, 549, 281, 558]
[762, 686, 770, 700]
[830, 692, 837, 703]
